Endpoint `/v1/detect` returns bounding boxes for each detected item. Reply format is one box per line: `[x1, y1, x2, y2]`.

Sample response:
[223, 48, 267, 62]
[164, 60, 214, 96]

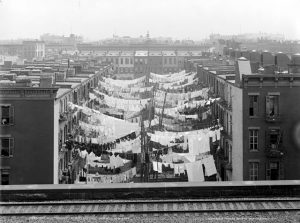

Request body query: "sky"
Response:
[0, 0, 299, 41]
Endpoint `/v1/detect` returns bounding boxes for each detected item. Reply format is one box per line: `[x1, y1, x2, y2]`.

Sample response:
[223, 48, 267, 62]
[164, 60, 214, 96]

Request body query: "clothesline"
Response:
[87, 167, 137, 184]
[152, 154, 217, 182]
[69, 102, 140, 142]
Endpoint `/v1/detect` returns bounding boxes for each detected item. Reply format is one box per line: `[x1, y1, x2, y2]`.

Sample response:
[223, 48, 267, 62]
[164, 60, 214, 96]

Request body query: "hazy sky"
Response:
[0, 0, 299, 41]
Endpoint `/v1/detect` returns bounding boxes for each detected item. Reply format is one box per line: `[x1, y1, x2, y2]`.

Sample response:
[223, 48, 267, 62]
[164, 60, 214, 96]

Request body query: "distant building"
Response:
[119, 51, 134, 74]
[134, 51, 148, 77]
[162, 51, 177, 74]
[148, 51, 162, 74]
[22, 40, 45, 61]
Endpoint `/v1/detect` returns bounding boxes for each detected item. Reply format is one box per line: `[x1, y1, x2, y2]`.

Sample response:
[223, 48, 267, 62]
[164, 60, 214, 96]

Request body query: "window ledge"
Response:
[0, 124, 14, 127]
[249, 116, 259, 119]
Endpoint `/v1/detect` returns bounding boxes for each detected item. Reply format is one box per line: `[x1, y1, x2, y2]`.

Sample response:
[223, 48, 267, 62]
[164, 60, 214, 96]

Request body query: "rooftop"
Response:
[149, 51, 162, 56]
[162, 51, 176, 56]
[135, 51, 148, 57]
[106, 51, 120, 56]
[120, 51, 134, 56]
[56, 88, 72, 99]
[54, 81, 81, 89]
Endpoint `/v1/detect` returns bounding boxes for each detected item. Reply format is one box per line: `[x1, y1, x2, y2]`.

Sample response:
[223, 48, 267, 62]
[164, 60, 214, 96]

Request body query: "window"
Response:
[266, 95, 279, 117]
[169, 58, 172, 64]
[267, 129, 282, 149]
[0, 105, 14, 125]
[1, 169, 9, 185]
[249, 95, 258, 116]
[229, 115, 232, 135]
[249, 129, 258, 151]
[228, 144, 232, 164]
[249, 162, 259, 180]
[266, 161, 282, 180]
[0, 138, 14, 157]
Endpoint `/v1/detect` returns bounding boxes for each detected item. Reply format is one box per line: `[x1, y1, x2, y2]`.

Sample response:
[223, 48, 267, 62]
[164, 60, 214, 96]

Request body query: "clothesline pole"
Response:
[156, 153, 159, 182]
[159, 90, 168, 130]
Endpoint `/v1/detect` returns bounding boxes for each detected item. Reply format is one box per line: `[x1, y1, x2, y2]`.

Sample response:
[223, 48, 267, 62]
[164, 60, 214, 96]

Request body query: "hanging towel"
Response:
[153, 161, 158, 171]
[185, 160, 204, 182]
[202, 155, 217, 177]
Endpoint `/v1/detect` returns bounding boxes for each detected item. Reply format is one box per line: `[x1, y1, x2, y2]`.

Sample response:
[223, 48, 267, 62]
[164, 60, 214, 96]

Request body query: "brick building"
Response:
[0, 62, 111, 185]
[197, 54, 300, 181]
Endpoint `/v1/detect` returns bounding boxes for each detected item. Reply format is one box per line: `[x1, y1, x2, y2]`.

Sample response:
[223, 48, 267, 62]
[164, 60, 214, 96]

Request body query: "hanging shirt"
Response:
[157, 162, 163, 173]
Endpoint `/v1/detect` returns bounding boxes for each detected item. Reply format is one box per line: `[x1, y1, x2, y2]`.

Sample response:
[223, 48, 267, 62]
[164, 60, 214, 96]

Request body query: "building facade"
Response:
[0, 60, 111, 185]
[0, 87, 59, 184]
[23, 41, 45, 61]
[118, 51, 134, 74]
[134, 51, 148, 77]
[148, 51, 163, 74]
[197, 55, 300, 181]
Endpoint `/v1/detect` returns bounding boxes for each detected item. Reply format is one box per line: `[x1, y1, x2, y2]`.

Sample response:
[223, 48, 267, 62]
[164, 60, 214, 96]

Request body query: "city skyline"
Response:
[0, 0, 299, 41]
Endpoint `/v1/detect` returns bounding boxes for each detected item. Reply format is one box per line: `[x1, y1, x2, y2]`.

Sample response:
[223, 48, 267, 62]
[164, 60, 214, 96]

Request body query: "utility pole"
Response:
[159, 90, 168, 130]
[140, 114, 145, 182]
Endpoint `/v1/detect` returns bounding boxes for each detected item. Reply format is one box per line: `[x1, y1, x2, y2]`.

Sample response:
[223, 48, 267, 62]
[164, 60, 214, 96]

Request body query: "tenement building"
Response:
[0, 62, 111, 185]
[197, 52, 300, 181]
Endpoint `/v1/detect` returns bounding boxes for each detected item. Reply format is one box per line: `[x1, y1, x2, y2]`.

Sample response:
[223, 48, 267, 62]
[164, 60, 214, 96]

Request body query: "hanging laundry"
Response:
[185, 160, 205, 182]
[202, 155, 217, 177]
[157, 162, 163, 173]
[173, 164, 180, 175]
[178, 164, 186, 174]
[153, 161, 158, 171]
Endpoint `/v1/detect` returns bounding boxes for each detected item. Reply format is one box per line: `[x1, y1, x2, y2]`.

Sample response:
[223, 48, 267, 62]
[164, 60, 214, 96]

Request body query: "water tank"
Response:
[235, 49, 242, 59]
[291, 53, 300, 65]
[250, 50, 261, 63]
[275, 52, 290, 69]
[241, 51, 250, 60]
[261, 50, 275, 66]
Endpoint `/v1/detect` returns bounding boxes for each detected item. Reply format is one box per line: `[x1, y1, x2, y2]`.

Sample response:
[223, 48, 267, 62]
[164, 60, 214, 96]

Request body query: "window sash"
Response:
[0, 105, 14, 125]
[249, 162, 259, 180]
[249, 130, 259, 150]
[249, 96, 258, 116]
[0, 138, 14, 157]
